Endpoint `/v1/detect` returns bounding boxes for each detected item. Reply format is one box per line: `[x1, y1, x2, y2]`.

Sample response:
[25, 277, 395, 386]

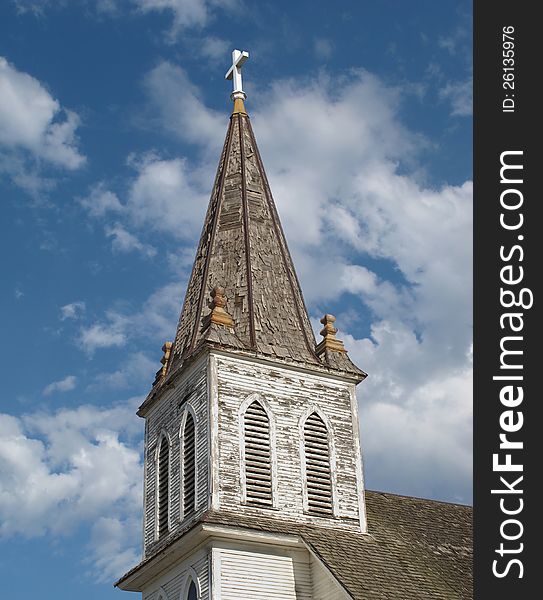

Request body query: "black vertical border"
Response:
[474, 1, 537, 597]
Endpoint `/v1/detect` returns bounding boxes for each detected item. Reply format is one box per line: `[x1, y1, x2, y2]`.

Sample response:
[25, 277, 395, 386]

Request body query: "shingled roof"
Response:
[203, 490, 473, 600]
[166, 105, 363, 379]
[116, 490, 472, 599]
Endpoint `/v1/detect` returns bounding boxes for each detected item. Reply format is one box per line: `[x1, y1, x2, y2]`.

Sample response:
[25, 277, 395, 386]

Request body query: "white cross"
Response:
[225, 49, 249, 99]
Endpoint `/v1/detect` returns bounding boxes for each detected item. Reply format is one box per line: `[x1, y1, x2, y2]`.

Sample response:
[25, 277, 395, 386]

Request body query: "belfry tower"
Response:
[116, 49, 369, 600]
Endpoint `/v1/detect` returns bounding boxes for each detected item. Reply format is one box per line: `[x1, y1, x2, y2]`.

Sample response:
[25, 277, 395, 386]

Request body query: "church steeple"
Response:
[166, 50, 363, 381]
[118, 50, 368, 597]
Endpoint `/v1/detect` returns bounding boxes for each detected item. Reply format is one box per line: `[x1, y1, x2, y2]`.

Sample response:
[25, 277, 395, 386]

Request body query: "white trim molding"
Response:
[209, 355, 220, 511]
[349, 385, 368, 533]
[211, 547, 222, 600]
[180, 566, 202, 600]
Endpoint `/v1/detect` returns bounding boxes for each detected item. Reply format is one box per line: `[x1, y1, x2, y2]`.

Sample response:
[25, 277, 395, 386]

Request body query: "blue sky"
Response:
[0, 1, 472, 599]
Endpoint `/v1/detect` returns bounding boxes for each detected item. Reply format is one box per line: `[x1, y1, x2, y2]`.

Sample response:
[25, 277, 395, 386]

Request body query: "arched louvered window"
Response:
[157, 436, 170, 537]
[304, 412, 333, 516]
[186, 580, 198, 600]
[182, 411, 196, 517]
[244, 401, 272, 506]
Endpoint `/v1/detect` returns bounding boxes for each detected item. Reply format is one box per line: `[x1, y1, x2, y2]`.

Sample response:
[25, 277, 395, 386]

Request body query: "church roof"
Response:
[116, 490, 472, 599]
[203, 491, 473, 600]
[165, 103, 364, 380]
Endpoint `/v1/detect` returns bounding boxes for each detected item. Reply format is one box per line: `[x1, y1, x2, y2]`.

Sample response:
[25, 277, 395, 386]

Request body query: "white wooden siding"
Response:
[213, 353, 364, 531]
[310, 554, 351, 600]
[214, 547, 311, 600]
[144, 356, 210, 554]
[143, 550, 210, 600]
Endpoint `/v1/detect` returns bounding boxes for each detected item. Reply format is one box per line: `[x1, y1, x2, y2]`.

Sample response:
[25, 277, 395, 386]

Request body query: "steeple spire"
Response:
[166, 50, 364, 381]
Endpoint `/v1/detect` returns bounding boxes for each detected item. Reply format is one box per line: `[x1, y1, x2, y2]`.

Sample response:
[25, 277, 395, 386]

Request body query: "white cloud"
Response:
[43, 375, 77, 395]
[80, 151, 209, 241]
[351, 329, 473, 501]
[0, 399, 142, 577]
[134, 0, 209, 30]
[13, 0, 238, 37]
[78, 281, 183, 354]
[439, 77, 473, 116]
[88, 515, 141, 583]
[60, 301, 86, 320]
[105, 223, 157, 257]
[92, 352, 158, 389]
[0, 56, 85, 190]
[201, 36, 230, 60]
[143, 62, 224, 150]
[12, 0, 56, 15]
[133, 0, 239, 37]
[125, 153, 207, 237]
[79, 184, 123, 217]
[79, 323, 127, 354]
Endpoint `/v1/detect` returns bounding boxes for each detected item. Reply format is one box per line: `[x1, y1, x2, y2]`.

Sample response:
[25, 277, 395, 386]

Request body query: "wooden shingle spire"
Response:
[169, 98, 321, 371]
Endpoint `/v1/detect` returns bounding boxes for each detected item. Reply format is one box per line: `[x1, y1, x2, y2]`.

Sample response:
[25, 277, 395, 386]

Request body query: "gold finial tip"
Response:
[232, 96, 247, 115]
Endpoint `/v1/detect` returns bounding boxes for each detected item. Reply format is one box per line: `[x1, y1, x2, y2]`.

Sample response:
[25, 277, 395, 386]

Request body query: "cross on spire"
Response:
[225, 49, 249, 100]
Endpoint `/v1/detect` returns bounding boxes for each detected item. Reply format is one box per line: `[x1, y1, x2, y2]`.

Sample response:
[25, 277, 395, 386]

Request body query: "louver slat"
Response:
[244, 402, 272, 506]
[304, 413, 332, 516]
[158, 438, 169, 536]
[183, 413, 196, 517]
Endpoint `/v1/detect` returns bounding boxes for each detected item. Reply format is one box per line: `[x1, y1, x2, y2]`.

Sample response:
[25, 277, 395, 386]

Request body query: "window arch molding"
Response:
[154, 430, 172, 540]
[298, 405, 339, 517]
[239, 393, 278, 507]
[180, 566, 201, 600]
[179, 404, 198, 521]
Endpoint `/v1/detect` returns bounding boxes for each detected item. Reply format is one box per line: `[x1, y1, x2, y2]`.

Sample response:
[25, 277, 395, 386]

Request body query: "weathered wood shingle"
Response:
[203, 490, 473, 600]
[169, 111, 325, 372]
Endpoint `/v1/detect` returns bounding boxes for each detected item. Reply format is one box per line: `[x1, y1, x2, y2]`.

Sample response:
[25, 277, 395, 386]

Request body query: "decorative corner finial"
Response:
[209, 286, 235, 328]
[316, 314, 347, 356]
[160, 341, 173, 378]
[225, 49, 249, 114]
